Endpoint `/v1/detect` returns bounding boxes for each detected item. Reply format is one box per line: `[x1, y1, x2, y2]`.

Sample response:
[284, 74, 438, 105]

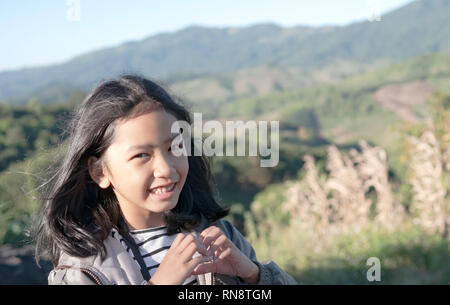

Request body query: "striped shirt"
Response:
[111, 226, 198, 285]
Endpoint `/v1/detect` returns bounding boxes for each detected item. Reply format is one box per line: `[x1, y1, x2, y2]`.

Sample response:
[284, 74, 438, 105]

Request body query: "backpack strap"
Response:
[120, 233, 151, 282]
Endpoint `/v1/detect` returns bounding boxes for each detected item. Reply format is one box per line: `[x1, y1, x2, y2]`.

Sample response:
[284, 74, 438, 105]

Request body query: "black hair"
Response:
[34, 74, 229, 266]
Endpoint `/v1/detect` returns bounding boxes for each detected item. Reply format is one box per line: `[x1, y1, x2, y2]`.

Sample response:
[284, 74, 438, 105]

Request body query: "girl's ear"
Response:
[88, 156, 111, 189]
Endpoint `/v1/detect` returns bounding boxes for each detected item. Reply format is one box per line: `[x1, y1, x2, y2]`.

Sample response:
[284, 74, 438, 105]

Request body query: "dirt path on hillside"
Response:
[373, 81, 434, 122]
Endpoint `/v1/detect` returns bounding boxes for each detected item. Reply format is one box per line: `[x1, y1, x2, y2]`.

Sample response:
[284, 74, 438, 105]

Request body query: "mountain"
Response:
[1, 0, 450, 104]
[212, 50, 450, 144]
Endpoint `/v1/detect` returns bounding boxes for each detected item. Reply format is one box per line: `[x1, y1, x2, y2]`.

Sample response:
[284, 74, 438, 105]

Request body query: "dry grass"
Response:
[245, 119, 449, 283]
[279, 140, 406, 238]
[406, 126, 448, 236]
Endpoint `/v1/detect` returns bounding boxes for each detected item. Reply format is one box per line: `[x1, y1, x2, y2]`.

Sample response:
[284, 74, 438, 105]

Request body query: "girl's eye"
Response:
[133, 153, 149, 159]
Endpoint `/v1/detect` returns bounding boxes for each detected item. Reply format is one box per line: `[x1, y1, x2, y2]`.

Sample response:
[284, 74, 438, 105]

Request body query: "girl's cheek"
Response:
[172, 157, 188, 185]
[180, 156, 189, 176]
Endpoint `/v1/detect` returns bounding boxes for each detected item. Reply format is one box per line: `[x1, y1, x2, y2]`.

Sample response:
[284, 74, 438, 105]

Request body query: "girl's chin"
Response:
[146, 195, 179, 212]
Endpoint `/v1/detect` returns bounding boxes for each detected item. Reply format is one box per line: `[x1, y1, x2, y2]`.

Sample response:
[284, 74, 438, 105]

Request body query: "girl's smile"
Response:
[149, 181, 177, 199]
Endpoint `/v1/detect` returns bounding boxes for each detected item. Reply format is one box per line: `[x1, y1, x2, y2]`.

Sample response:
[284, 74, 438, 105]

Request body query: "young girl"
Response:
[35, 74, 297, 285]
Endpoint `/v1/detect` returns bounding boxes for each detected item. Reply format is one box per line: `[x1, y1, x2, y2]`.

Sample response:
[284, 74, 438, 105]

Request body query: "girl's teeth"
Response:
[152, 184, 175, 194]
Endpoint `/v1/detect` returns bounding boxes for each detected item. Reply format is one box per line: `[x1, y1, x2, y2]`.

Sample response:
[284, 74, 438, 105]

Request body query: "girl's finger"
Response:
[199, 226, 216, 239]
[171, 232, 187, 249]
[181, 240, 208, 263]
[191, 260, 216, 275]
[177, 233, 197, 254]
[200, 226, 222, 243]
[195, 236, 209, 256]
[207, 233, 229, 257]
[187, 235, 209, 257]
[202, 228, 223, 250]
[187, 255, 214, 273]
[217, 246, 233, 261]
[182, 242, 197, 262]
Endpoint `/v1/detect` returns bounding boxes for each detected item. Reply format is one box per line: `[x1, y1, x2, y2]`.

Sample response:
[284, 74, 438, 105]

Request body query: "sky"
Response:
[0, 0, 415, 72]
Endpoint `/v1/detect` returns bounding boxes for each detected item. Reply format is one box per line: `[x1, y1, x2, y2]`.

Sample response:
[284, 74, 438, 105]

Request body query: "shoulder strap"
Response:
[120, 232, 151, 282]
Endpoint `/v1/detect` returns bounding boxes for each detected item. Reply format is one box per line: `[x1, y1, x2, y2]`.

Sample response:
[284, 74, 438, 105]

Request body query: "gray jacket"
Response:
[48, 218, 298, 285]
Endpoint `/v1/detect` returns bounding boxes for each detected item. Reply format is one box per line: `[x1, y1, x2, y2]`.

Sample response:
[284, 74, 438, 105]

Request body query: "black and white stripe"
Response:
[111, 227, 198, 285]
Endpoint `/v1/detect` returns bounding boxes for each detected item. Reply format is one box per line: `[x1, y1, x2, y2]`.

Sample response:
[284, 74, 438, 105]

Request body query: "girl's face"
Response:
[89, 109, 188, 230]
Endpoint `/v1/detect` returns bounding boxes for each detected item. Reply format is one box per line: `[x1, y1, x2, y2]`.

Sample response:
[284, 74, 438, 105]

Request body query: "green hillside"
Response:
[215, 51, 450, 137]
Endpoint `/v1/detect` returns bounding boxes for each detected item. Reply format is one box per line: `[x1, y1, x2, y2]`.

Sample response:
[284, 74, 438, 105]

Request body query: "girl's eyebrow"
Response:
[127, 133, 179, 152]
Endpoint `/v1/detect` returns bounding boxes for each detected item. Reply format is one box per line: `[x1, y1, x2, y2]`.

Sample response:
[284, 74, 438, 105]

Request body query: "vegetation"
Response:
[0, 102, 68, 172]
[0, 144, 65, 244]
[1, 30, 449, 283]
[244, 93, 449, 284]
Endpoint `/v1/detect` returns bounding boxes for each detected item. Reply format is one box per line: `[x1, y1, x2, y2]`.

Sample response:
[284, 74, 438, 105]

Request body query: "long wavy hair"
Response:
[35, 74, 229, 266]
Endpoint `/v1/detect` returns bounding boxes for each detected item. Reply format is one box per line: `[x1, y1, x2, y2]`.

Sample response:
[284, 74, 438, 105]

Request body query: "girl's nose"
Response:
[153, 152, 176, 178]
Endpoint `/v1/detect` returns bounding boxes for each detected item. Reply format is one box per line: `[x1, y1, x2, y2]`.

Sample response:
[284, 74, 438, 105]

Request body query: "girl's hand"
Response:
[192, 226, 260, 284]
[149, 232, 211, 285]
